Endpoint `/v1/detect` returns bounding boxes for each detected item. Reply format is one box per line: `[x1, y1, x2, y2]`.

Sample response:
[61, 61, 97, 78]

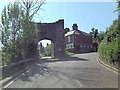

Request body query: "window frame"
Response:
[68, 36, 71, 43]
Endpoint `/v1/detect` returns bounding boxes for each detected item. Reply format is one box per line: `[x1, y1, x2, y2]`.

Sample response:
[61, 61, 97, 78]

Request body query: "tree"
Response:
[114, 1, 120, 34]
[19, 0, 45, 58]
[19, 0, 45, 20]
[89, 28, 98, 39]
[98, 1, 120, 65]
[98, 19, 120, 64]
[1, 0, 46, 65]
[97, 31, 105, 43]
[90, 27, 105, 45]
[114, 1, 120, 13]
[44, 43, 54, 57]
[1, 2, 25, 65]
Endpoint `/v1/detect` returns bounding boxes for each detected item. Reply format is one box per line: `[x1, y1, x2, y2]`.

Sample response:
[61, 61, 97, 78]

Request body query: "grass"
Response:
[39, 54, 43, 58]
[51, 54, 55, 59]
[65, 51, 75, 56]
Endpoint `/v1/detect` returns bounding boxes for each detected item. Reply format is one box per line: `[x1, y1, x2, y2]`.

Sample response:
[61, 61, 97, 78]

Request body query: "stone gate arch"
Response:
[36, 19, 65, 58]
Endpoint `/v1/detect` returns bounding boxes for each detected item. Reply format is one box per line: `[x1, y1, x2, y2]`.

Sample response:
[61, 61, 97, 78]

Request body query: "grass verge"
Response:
[65, 51, 74, 56]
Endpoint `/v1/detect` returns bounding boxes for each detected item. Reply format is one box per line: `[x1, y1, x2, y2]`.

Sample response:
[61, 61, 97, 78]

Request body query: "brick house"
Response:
[64, 24, 94, 53]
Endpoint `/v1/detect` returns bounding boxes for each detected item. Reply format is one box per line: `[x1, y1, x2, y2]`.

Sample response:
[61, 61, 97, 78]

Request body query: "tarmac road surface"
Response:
[4, 52, 118, 88]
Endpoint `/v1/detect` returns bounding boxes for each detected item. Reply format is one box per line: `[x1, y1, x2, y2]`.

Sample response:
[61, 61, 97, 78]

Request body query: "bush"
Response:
[51, 54, 55, 58]
[98, 19, 120, 63]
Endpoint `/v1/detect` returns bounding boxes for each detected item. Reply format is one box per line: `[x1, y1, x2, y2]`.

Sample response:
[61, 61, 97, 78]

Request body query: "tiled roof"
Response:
[65, 30, 74, 36]
[65, 30, 90, 36]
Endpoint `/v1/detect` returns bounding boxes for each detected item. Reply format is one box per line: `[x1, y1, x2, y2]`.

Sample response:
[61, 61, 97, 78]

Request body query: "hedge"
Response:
[98, 19, 120, 63]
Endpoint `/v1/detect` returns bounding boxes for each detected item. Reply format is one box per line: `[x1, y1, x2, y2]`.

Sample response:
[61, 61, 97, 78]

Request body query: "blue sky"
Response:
[34, 2, 117, 32]
[31, 2, 118, 47]
[0, 1, 118, 47]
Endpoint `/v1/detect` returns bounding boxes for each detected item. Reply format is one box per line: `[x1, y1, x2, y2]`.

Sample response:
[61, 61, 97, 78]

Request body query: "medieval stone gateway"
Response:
[36, 19, 65, 58]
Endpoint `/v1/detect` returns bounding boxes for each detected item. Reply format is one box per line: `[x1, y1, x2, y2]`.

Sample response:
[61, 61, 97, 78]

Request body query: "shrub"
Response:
[98, 19, 120, 63]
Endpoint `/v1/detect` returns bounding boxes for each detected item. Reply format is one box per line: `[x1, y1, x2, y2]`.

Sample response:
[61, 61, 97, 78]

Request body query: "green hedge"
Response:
[98, 19, 120, 62]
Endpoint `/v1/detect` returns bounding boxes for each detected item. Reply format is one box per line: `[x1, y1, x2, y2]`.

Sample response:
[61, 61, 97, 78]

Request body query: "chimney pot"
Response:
[72, 24, 78, 30]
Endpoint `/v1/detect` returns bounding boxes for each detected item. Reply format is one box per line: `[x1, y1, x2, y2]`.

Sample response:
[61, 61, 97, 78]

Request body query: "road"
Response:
[4, 52, 118, 88]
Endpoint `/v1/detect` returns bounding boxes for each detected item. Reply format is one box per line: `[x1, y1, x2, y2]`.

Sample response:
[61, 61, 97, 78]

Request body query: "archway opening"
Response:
[38, 39, 54, 59]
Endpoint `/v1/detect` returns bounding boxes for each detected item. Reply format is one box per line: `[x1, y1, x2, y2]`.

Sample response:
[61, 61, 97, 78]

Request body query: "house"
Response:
[64, 24, 94, 53]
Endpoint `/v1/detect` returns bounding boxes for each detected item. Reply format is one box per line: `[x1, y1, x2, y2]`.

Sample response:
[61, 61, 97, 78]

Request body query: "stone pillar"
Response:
[54, 41, 65, 58]
[54, 19, 65, 58]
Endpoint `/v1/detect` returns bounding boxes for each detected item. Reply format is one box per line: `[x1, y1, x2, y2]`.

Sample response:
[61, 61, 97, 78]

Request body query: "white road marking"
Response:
[3, 64, 36, 88]
[3, 73, 23, 88]
[76, 80, 83, 87]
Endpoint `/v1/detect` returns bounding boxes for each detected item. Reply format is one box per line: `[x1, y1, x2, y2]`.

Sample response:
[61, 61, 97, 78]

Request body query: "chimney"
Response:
[72, 24, 78, 30]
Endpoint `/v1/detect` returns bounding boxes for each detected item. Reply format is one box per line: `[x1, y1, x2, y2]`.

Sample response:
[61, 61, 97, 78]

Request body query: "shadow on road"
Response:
[5, 53, 118, 88]
[13, 56, 89, 83]
[18, 63, 61, 82]
[41, 56, 89, 63]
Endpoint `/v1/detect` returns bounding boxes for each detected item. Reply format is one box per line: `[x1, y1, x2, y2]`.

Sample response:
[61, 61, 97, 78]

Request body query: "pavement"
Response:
[1, 52, 119, 88]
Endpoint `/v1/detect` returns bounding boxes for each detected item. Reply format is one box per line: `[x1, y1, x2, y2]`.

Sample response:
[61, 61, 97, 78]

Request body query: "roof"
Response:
[65, 30, 91, 37]
[65, 30, 74, 36]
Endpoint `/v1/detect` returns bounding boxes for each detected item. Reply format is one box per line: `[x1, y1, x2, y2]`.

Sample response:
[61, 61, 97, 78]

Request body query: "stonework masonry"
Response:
[36, 19, 65, 58]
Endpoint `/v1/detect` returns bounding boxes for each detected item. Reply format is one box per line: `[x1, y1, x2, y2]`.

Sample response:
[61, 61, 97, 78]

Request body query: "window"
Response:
[68, 36, 70, 42]
[91, 46, 92, 48]
[80, 45, 82, 48]
[84, 45, 86, 48]
[87, 46, 89, 48]
[68, 46, 69, 48]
